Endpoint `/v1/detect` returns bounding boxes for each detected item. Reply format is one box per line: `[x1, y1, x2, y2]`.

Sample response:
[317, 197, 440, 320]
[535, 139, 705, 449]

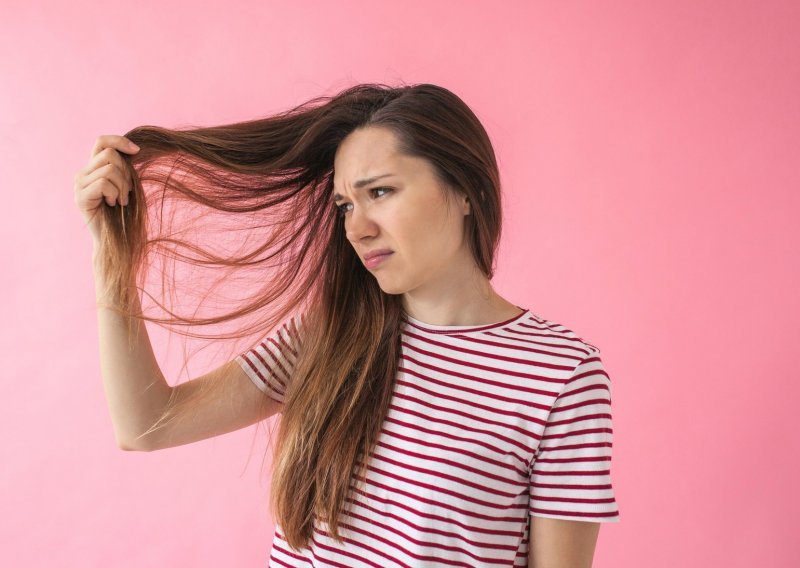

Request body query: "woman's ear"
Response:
[462, 194, 471, 216]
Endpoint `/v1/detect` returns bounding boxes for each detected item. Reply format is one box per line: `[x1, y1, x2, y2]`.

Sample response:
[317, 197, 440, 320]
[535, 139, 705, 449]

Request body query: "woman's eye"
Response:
[336, 187, 392, 215]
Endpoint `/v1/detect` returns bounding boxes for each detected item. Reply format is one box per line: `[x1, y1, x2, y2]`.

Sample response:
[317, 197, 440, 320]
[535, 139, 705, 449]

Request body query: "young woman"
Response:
[75, 83, 619, 567]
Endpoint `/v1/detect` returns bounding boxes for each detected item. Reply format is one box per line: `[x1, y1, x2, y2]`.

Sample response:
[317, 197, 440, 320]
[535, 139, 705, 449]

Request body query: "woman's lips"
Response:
[365, 252, 393, 269]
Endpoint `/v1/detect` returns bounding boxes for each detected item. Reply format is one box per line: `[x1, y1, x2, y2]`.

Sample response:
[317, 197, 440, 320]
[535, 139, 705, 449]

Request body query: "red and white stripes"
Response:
[236, 308, 620, 567]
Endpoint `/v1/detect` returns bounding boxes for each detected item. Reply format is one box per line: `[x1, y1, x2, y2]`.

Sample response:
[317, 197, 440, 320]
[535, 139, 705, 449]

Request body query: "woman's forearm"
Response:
[93, 245, 172, 451]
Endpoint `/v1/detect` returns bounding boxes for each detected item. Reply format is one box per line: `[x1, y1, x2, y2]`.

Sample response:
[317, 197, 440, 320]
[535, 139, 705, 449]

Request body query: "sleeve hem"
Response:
[529, 511, 620, 523]
[235, 355, 270, 394]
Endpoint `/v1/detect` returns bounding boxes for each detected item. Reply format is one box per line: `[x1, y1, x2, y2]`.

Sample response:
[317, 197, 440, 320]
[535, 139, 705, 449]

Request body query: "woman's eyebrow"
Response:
[332, 173, 396, 202]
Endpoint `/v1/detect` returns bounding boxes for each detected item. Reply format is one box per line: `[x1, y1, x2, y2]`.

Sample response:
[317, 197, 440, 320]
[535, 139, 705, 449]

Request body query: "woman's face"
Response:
[332, 126, 472, 296]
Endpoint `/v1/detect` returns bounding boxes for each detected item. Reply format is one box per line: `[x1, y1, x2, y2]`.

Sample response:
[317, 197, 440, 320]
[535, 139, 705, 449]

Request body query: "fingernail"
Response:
[129, 141, 140, 150]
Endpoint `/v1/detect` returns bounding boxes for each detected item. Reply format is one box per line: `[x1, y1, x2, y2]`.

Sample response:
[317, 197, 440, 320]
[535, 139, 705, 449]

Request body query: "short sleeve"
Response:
[234, 313, 305, 405]
[529, 351, 620, 522]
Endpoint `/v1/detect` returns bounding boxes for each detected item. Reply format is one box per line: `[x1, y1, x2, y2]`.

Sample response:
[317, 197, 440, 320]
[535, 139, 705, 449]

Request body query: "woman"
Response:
[75, 83, 619, 567]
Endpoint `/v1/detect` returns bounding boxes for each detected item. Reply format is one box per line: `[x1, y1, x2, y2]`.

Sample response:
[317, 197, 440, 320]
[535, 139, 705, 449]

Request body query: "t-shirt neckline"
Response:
[401, 306, 529, 334]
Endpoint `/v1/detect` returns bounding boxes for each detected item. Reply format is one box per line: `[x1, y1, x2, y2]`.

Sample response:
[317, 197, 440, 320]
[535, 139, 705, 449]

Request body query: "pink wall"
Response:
[2, 0, 797, 566]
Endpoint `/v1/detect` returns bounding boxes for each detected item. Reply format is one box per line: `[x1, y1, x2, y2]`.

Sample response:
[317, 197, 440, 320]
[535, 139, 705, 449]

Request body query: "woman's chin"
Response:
[374, 278, 408, 296]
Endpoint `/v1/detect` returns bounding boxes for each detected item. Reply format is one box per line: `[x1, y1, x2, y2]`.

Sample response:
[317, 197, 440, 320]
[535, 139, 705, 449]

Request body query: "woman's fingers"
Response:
[90, 134, 140, 160]
[74, 134, 140, 242]
[81, 162, 130, 207]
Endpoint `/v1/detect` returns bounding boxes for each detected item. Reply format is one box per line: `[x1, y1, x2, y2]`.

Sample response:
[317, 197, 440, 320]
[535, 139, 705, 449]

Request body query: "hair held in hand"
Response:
[97, 82, 502, 551]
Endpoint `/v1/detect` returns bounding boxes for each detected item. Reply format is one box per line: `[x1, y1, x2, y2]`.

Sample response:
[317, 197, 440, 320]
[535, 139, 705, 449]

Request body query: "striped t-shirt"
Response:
[236, 306, 620, 567]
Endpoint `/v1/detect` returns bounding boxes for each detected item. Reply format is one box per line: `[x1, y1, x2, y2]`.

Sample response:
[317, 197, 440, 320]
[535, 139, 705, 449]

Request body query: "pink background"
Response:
[2, 0, 798, 566]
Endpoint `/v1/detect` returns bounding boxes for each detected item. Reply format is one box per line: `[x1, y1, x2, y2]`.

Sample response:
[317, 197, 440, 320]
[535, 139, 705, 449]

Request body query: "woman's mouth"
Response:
[365, 252, 393, 269]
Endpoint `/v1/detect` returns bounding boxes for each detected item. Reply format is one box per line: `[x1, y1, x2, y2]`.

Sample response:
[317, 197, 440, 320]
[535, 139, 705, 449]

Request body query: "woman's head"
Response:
[333, 125, 474, 298]
[104, 82, 504, 551]
[328, 84, 503, 293]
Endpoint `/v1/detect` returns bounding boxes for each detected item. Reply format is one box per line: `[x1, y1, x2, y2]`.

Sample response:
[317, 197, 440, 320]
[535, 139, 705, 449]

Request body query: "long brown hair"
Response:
[94, 82, 503, 551]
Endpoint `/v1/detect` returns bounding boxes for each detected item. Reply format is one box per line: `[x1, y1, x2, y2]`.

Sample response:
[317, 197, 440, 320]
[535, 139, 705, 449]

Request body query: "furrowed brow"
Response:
[332, 173, 396, 202]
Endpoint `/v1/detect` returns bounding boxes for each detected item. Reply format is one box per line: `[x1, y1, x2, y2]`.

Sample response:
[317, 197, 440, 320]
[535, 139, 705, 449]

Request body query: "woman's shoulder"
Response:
[525, 309, 602, 354]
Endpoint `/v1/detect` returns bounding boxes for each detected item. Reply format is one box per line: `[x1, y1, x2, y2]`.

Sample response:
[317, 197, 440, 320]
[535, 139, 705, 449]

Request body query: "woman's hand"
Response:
[74, 134, 140, 244]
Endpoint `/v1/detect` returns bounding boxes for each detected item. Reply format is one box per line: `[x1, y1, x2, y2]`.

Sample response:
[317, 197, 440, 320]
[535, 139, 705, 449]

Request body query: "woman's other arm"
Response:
[528, 517, 601, 568]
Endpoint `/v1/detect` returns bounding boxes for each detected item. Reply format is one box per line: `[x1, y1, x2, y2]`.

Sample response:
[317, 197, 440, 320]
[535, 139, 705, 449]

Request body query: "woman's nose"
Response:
[345, 205, 377, 241]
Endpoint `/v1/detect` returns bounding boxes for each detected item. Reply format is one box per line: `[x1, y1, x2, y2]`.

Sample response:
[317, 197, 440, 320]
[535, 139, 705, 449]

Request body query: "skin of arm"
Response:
[528, 517, 601, 568]
[93, 246, 173, 450]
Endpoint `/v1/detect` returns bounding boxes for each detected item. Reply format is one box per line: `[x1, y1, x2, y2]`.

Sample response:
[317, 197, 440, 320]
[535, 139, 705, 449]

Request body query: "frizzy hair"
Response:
[94, 82, 504, 551]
